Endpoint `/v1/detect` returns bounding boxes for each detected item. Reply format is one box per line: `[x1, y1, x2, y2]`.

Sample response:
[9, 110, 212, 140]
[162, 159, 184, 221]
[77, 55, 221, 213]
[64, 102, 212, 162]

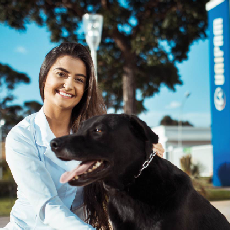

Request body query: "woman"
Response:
[4, 42, 164, 230]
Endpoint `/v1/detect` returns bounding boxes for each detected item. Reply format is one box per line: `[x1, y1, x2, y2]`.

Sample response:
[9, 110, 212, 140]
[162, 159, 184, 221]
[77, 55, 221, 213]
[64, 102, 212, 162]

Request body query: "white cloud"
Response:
[15, 46, 27, 54]
[165, 101, 181, 109]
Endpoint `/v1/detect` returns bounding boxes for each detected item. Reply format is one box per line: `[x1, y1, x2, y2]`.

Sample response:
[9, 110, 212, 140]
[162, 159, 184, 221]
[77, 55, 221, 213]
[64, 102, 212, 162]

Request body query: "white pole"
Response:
[91, 48, 97, 81]
[178, 106, 183, 148]
[178, 92, 191, 148]
[82, 14, 103, 82]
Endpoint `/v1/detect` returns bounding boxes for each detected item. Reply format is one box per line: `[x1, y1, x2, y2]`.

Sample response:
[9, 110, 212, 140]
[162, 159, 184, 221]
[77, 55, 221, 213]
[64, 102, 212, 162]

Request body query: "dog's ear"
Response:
[129, 115, 159, 159]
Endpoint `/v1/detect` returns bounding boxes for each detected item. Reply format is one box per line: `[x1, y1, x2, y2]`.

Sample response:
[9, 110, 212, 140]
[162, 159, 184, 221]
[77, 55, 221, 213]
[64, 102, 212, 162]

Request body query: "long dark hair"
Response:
[39, 42, 110, 229]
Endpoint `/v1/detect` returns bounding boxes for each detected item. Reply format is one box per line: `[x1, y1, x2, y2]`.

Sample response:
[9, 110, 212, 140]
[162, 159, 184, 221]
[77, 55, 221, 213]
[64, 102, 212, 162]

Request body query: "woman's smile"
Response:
[56, 89, 75, 99]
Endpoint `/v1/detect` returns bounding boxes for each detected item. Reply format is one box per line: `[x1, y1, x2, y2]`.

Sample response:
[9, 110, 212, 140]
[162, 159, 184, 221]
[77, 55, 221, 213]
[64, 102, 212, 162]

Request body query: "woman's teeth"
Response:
[59, 91, 73, 98]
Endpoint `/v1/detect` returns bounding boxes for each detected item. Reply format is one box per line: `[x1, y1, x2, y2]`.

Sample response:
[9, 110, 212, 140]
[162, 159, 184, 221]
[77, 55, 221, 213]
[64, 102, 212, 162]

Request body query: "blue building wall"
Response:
[207, 0, 230, 186]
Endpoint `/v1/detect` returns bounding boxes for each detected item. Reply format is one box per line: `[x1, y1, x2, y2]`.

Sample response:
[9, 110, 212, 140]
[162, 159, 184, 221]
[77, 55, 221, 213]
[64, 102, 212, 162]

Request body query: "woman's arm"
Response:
[6, 126, 95, 230]
[152, 143, 164, 158]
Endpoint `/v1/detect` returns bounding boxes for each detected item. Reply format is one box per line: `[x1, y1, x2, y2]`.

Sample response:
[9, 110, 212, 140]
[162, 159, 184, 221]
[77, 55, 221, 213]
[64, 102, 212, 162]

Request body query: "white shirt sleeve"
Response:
[6, 125, 95, 230]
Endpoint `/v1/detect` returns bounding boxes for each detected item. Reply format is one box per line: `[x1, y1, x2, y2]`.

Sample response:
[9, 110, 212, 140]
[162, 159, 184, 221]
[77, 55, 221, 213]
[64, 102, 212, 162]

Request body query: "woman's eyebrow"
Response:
[54, 67, 86, 78]
[76, 73, 87, 78]
[54, 67, 70, 73]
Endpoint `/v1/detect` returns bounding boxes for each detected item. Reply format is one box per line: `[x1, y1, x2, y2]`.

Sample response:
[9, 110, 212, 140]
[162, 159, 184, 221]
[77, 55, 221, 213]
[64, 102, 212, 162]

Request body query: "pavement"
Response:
[0, 216, 9, 228]
[0, 200, 229, 228]
[211, 200, 230, 223]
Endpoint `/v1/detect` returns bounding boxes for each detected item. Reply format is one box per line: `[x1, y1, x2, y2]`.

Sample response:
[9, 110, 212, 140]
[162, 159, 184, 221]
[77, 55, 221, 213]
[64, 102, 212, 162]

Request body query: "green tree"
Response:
[0, 0, 208, 114]
[0, 64, 30, 90]
[1, 101, 42, 139]
[0, 64, 30, 136]
[0, 64, 30, 105]
[160, 115, 193, 126]
[1, 105, 24, 139]
[23, 101, 42, 116]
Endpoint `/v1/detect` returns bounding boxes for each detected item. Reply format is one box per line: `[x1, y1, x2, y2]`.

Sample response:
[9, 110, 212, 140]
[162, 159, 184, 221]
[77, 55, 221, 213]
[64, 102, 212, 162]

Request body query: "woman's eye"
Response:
[57, 72, 67, 77]
[75, 78, 84, 83]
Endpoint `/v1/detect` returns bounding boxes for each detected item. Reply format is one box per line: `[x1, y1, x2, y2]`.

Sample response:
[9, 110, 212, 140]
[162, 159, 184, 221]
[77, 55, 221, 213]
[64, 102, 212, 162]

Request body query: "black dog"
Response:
[51, 114, 230, 230]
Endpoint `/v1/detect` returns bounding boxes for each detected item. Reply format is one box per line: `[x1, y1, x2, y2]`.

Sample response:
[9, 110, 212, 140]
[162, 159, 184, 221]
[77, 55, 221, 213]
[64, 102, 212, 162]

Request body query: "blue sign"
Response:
[206, 0, 230, 186]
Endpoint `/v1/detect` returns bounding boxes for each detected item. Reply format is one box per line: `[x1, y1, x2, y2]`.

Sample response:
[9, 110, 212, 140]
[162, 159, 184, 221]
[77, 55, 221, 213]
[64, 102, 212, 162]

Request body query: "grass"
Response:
[207, 189, 230, 201]
[192, 177, 230, 201]
[0, 197, 16, 216]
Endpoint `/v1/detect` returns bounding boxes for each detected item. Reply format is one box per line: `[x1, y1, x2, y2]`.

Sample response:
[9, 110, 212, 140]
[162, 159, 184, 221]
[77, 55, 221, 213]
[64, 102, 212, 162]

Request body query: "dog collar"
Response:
[134, 151, 156, 178]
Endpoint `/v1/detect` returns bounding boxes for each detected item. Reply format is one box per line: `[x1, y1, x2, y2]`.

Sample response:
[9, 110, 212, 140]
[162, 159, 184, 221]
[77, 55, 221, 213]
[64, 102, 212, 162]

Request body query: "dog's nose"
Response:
[50, 139, 62, 151]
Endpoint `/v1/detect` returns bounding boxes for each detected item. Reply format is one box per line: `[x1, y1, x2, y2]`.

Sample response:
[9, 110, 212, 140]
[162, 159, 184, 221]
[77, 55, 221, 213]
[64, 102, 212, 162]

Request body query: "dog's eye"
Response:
[94, 128, 102, 133]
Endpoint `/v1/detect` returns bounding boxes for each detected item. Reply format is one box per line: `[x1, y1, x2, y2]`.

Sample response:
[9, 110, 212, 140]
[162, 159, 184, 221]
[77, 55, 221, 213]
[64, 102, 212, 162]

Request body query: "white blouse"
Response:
[4, 107, 95, 230]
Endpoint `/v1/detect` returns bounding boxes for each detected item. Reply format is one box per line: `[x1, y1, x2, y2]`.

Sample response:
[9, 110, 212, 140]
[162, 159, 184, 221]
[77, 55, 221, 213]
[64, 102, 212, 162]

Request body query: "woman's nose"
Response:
[64, 78, 74, 90]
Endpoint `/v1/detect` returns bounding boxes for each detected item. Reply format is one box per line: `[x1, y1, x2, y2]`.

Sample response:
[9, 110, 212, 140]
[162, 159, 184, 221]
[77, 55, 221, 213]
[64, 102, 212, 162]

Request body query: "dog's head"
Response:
[51, 114, 158, 188]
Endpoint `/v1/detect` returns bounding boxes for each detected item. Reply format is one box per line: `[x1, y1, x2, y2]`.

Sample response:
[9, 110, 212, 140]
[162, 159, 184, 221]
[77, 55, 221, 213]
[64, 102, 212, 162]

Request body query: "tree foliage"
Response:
[0, 63, 30, 107]
[0, 63, 30, 136]
[0, 0, 209, 114]
[23, 100, 42, 116]
[160, 115, 193, 126]
[1, 101, 42, 139]
[0, 64, 30, 90]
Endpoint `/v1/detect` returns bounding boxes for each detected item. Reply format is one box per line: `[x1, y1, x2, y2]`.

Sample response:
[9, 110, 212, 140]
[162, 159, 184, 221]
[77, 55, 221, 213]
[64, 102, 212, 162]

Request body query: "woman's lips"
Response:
[56, 90, 75, 98]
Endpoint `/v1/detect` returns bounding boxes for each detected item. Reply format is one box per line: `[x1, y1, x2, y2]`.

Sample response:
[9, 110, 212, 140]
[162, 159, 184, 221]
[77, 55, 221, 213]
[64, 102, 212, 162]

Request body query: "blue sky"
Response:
[0, 22, 211, 128]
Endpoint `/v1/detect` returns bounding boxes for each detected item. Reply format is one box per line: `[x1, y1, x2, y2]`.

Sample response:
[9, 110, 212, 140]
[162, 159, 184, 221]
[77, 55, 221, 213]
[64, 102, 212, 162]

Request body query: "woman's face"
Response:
[43, 55, 87, 111]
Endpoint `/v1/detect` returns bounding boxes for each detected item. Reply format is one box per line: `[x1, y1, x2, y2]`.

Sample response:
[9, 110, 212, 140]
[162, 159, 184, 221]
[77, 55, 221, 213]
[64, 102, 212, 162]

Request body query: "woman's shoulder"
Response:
[6, 112, 38, 142]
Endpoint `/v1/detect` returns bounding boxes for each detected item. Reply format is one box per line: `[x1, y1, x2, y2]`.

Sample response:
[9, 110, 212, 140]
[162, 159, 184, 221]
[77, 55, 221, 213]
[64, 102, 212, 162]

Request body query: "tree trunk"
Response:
[110, 28, 136, 114]
[123, 64, 136, 114]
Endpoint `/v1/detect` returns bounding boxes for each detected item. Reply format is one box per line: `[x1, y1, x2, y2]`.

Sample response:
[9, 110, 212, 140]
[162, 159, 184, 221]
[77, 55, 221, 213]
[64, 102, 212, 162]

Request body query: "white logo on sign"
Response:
[206, 0, 225, 11]
[214, 87, 226, 111]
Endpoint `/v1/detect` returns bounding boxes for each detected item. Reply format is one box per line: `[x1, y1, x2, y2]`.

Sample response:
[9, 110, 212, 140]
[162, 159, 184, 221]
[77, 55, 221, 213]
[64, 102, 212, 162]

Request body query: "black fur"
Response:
[51, 114, 230, 230]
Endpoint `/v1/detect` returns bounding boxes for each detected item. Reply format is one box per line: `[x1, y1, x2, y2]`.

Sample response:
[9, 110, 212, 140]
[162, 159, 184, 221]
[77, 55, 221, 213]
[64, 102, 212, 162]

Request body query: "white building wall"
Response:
[191, 145, 213, 177]
[152, 126, 211, 149]
[168, 147, 184, 169]
[151, 126, 213, 177]
[167, 145, 213, 177]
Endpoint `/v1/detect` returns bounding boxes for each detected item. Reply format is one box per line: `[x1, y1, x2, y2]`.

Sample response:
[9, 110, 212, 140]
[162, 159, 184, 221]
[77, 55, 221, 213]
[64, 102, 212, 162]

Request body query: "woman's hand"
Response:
[152, 143, 164, 158]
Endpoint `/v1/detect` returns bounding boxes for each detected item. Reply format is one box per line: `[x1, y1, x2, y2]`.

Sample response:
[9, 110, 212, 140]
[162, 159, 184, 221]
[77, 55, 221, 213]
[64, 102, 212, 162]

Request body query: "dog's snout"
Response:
[50, 139, 62, 150]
